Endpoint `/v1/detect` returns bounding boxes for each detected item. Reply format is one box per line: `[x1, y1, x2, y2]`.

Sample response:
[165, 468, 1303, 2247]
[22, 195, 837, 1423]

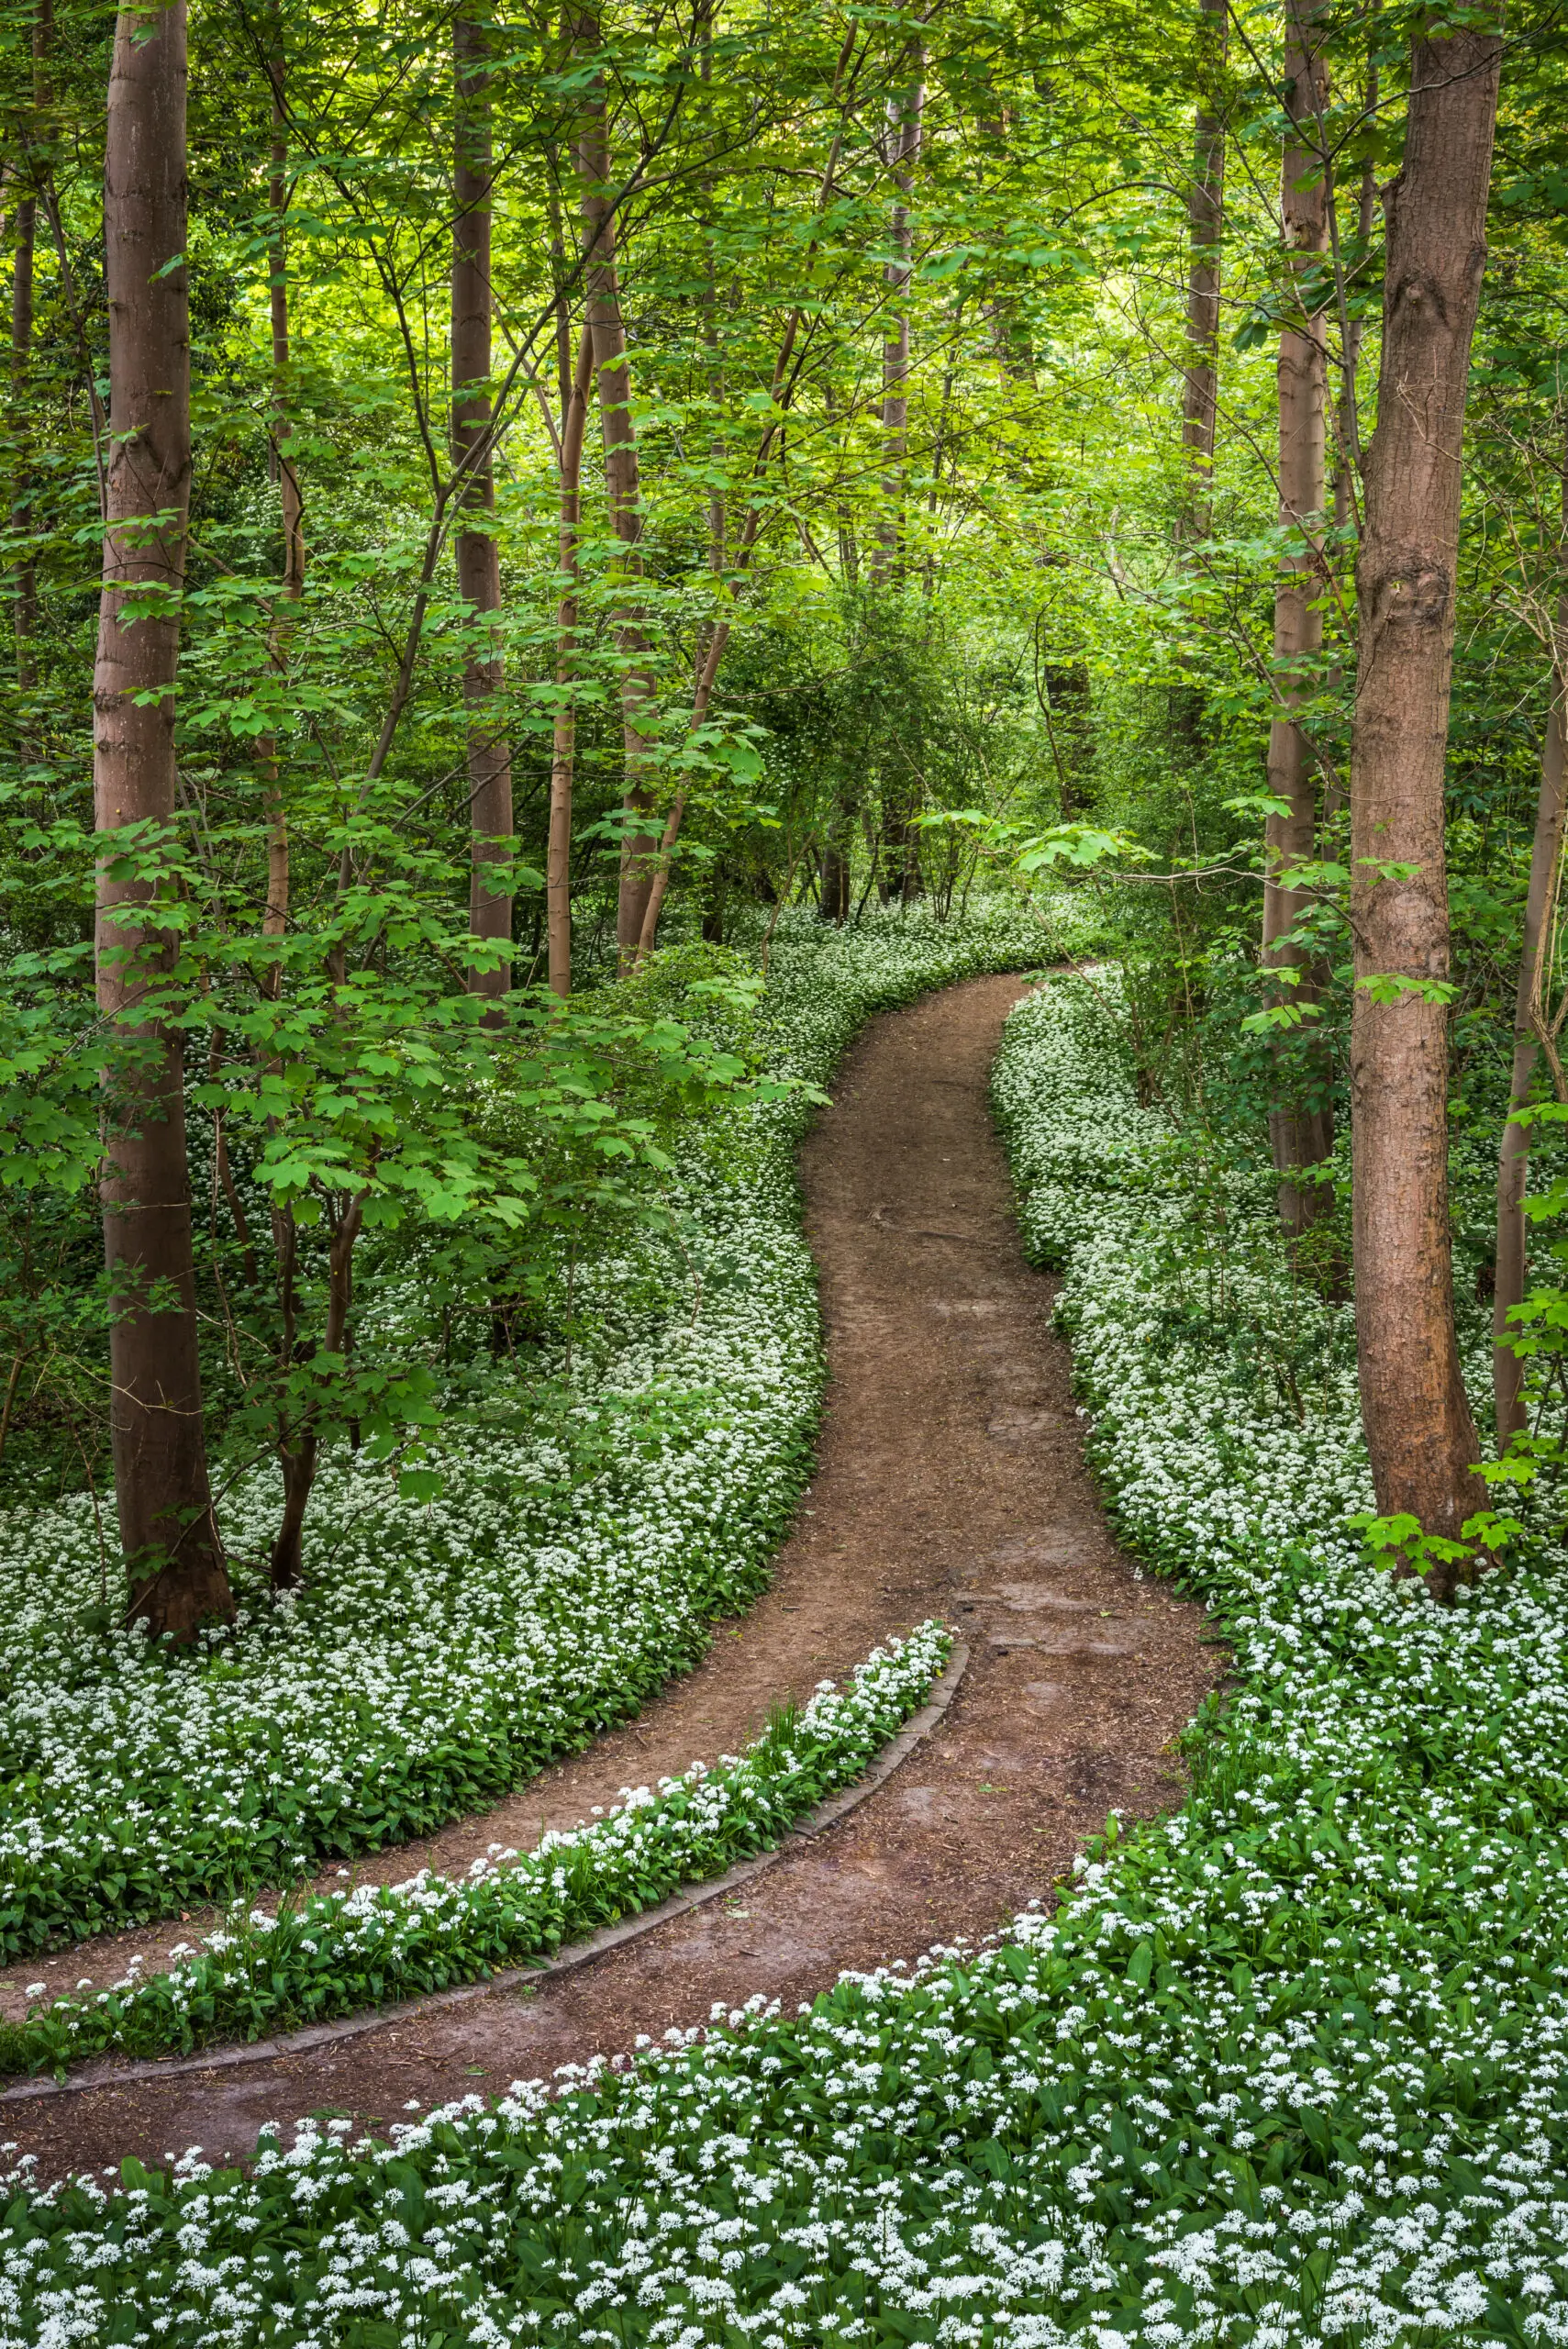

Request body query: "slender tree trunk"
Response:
[13, 0, 50, 719]
[262, 46, 300, 983]
[545, 165, 573, 421]
[1333, 122, 1376, 535]
[95, 0, 230, 1635]
[10, 193, 36, 726]
[871, 56, 924, 588]
[1179, 0, 1225, 538]
[1494, 493, 1568, 1443]
[1349, 12, 1501, 1574]
[1263, 0, 1333, 1235]
[549, 321, 593, 998]
[268, 1193, 362, 1588]
[11, 194, 35, 711]
[573, 10, 657, 970]
[631, 576, 743, 962]
[454, 0, 512, 1008]
[1320, 116, 1377, 843]
[819, 825, 851, 922]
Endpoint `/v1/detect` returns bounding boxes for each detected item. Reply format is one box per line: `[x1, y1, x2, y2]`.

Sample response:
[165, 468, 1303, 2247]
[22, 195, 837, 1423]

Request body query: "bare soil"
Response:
[4, 974, 1218, 2183]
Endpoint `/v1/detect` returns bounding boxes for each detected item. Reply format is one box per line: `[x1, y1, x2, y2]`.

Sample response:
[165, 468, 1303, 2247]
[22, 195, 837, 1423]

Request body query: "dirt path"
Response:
[6, 975, 1218, 2181]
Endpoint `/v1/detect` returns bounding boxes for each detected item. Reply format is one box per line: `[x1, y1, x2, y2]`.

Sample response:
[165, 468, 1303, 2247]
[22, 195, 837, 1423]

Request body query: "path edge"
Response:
[0, 1641, 970, 2107]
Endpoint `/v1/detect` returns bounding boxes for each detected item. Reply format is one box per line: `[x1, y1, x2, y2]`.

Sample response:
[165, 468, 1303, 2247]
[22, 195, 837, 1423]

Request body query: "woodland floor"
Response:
[4, 974, 1219, 2183]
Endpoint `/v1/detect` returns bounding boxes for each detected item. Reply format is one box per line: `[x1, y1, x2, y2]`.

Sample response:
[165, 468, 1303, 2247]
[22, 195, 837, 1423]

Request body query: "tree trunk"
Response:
[454, 0, 512, 1008]
[820, 827, 851, 922]
[13, 0, 50, 719]
[1349, 11, 1501, 1574]
[1494, 559, 1568, 1444]
[1320, 118, 1377, 842]
[262, 44, 301, 984]
[95, 0, 230, 1635]
[11, 191, 36, 713]
[268, 1193, 361, 1588]
[1262, 0, 1333, 1235]
[573, 10, 658, 970]
[1333, 118, 1376, 534]
[548, 321, 593, 998]
[871, 56, 924, 588]
[1178, 0, 1225, 538]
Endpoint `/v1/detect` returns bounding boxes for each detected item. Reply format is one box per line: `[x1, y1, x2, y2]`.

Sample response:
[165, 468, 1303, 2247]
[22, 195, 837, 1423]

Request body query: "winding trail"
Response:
[7, 975, 1218, 2181]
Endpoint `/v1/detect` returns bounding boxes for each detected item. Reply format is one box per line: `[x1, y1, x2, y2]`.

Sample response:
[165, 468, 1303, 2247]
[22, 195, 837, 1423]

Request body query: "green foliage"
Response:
[0, 1625, 947, 2077]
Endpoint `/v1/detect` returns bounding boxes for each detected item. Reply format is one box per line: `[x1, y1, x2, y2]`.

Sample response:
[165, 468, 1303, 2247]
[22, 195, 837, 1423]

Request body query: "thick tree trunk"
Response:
[1179, 0, 1225, 537]
[1349, 13, 1501, 1572]
[871, 58, 924, 587]
[95, 0, 230, 1635]
[548, 322, 593, 998]
[1262, 0, 1333, 1235]
[454, 1, 512, 1007]
[1494, 569, 1568, 1443]
[573, 13, 658, 969]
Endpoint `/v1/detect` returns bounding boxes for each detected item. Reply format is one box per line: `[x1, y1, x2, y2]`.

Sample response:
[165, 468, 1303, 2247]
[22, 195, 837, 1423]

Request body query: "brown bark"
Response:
[545, 167, 573, 422]
[573, 11, 658, 969]
[1321, 117, 1377, 843]
[95, 0, 230, 1635]
[871, 57, 924, 587]
[1262, 0, 1333, 1234]
[268, 1193, 362, 1588]
[631, 587, 737, 963]
[11, 193, 36, 707]
[1349, 13, 1501, 1571]
[1333, 126, 1376, 535]
[1494, 563, 1568, 1443]
[262, 49, 300, 979]
[548, 321, 593, 998]
[14, 0, 50, 707]
[820, 829, 851, 922]
[454, 0, 513, 1008]
[1179, 0, 1226, 536]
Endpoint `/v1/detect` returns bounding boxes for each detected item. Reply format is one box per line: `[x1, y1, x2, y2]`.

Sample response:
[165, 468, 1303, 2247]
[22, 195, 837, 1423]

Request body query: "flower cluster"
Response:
[0, 1623, 950, 2077]
[0, 902, 1049, 1961]
[28, 958, 1568, 2349]
[0, 970, 1561, 2347]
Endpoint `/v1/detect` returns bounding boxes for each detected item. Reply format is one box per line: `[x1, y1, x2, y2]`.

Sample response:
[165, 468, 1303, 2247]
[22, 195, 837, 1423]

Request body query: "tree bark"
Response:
[573, 9, 658, 970]
[13, 0, 50, 718]
[1494, 552, 1568, 1443]
[871, 56, 924, 588]
[1178, 0, 1225, 537]
[820, 825, 851, 921]
[1349, 11, 1501, 1571]
[268, 1192, 362, 1589]
[1333, 111, 1377, 535]
[1262, 0, 1333, 1235]
[548, 321, 593, 997]
[95, 0, 230, 1635]
[11, 191, 36, 711]
[262, 43, 300, 982]
[454, 0, 513, 1008]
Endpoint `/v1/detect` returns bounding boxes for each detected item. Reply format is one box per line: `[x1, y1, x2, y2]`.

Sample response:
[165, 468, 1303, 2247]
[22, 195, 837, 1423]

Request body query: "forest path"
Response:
[7, 974, 1217, 2181]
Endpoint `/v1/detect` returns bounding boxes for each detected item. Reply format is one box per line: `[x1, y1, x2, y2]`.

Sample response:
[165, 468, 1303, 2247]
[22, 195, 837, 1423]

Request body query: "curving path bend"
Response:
[6, 975, 1218, 2181]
